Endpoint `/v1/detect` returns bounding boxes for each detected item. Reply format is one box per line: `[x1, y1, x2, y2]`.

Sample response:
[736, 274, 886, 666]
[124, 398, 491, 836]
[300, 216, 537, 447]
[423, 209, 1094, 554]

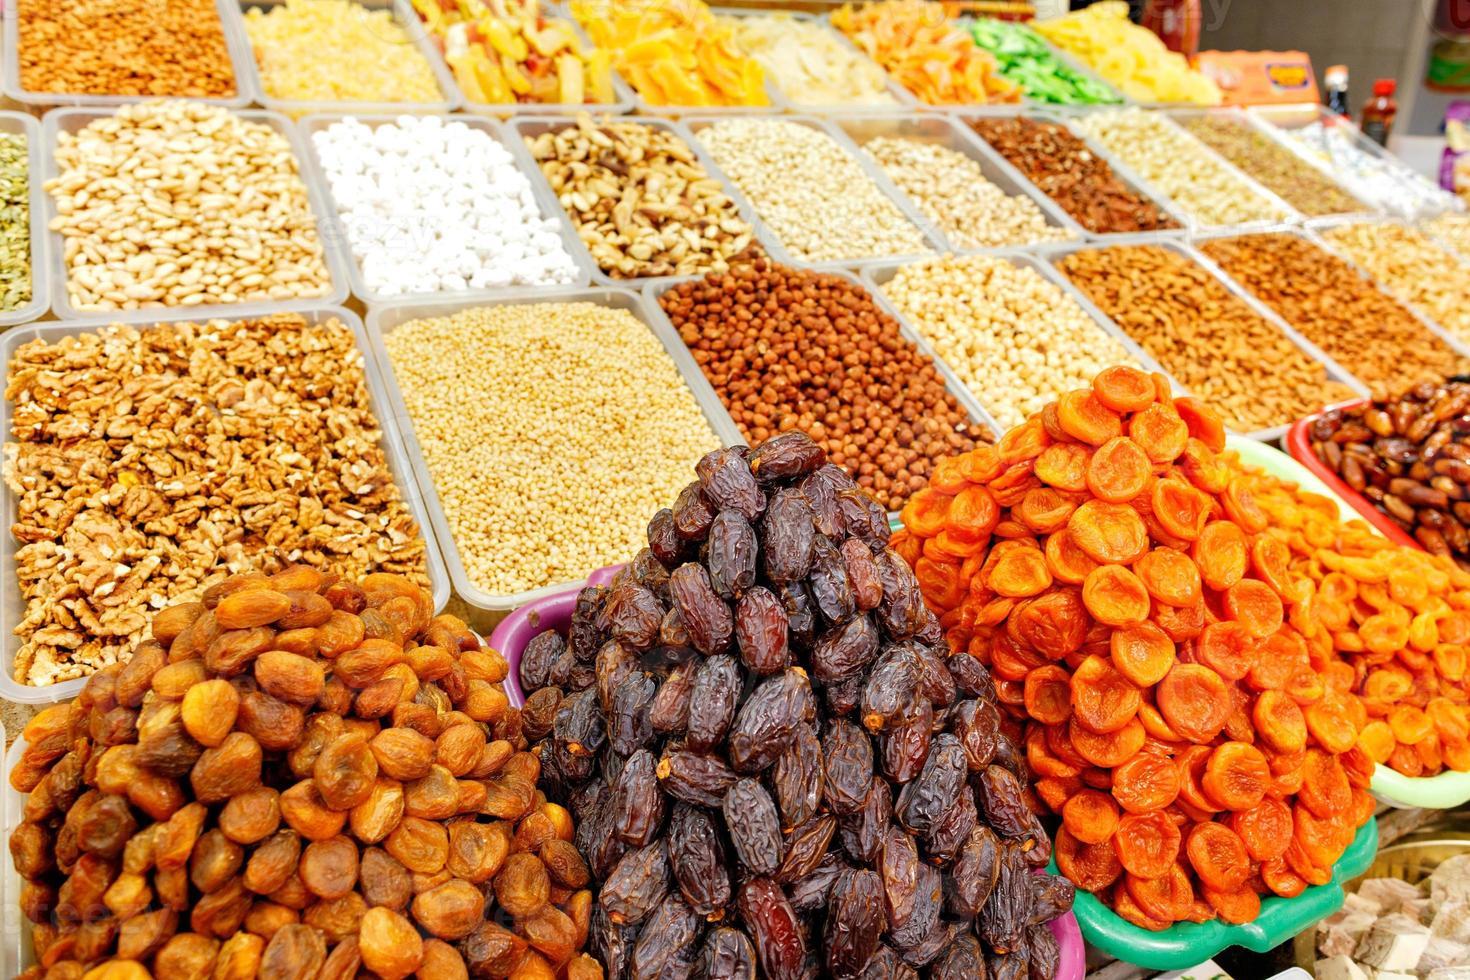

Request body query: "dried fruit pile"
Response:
[519, 433, 1075, 978]
[894, 368, 1377, 929]
[8, 569, 601, 980]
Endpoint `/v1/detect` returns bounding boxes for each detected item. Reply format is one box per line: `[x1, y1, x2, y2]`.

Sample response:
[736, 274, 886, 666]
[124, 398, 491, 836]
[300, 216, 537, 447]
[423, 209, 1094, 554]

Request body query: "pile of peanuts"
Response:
[1320, 222, 1470, 345]
[244, 0, 445, 107]
[17, 0, 237, 97]
[1201, 233, 1468, 393]
[526, 115, 760, 280]
[877, 253, 1139, 427]
[1075, 108, 1291, 227]
[48, 101, 332, 312]
[383, 302, 721, 596]
[658, 260, 991, 510]
[1057, 244, 1356, 432]
[1183, 116, 1364, 217]
[969, 116, 1179, 235]
[864, 136, 1074, 250]
[695, 119, 930, 263]
[1423, 212, 1470, 260]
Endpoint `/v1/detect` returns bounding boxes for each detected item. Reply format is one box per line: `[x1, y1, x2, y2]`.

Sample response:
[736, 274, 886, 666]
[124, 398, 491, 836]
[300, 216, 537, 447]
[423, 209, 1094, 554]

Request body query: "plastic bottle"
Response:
[1360, 78, 1398, 146]
[1324, 64, 1350, 117]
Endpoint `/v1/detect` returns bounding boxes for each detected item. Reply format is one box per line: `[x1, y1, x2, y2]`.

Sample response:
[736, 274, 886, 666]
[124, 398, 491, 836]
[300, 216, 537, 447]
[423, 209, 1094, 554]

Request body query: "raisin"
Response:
[707, 511, 759, 599]
[734, 587, 790, 675]
[668, 803, 732, 920]
[737, 877, 807, 980]
[825, 867, 885, 978]
[688, 654, 741, 752]
[723, 778, 784, 875]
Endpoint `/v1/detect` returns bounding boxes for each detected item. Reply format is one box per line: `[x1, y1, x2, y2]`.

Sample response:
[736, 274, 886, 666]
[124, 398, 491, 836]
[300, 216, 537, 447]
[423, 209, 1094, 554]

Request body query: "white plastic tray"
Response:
[41, 106, 352, 323]
[1, 0, 255, 109]
[296, 112, 594, 308]
[0, 110, 48, 328]
[0, 307, 450, 705]
[364, 288, 741, 617]
[236, 0, 462, 118]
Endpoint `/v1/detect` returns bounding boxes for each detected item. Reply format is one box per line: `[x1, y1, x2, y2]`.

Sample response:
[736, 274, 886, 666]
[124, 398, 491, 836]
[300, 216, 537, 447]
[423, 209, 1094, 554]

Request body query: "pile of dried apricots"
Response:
[893, 366, 1378, 930]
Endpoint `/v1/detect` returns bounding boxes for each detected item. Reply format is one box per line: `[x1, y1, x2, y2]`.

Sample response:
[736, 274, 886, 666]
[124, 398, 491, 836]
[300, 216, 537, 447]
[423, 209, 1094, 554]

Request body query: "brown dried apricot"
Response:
[1111, 751, 1181, 814]
[1082, 565, 1151, 627]
[1157, 664, 1230, 744]
[1110, 623, 1176, 688]
[1070, 656, 1142, 734]
[1113, 882, 1171, 930]
[1070, 501, 1149, 565]
[1086, 437, 1151, 503]
[1200, 743, 1269, 811]
[1114, 810, 1181, 879]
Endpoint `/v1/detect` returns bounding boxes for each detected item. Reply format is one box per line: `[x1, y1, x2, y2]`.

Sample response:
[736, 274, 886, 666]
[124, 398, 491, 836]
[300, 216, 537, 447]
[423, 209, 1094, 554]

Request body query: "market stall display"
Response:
[693, 117, 931, 265]
[569, 0, 769, 109]
[1320, 221, 1470, 346]
[893, 372, 1379, 930]
[309, 115, 582, 299]
[871, 253, 1144, 429]
[831, 0, 1020, 106]
[1200, 232, 1470, 392]
[968, 116, 1182, 236]
[46, 102, 339, 316]
[967, 18, 1122, 107]
[1031, 1, 1221, 106]
[408, 0, 617, 109]
[9, 0, 243, 103]
[517, 431, 1078, 978]
[1424, 211, 1470, 259]
[520, 115, 760, 283]
[654, 261, 993, 512]
[1181, 114, 1369, 218]
[1074, 108, 1295, 229]
[1055, 243, 1357, 435]
[4, 569, 608, 979]
[719, 12, 899, 109]
[376, 296, 726, 606]
[1, 312, 435, 697]
[243, 0, 451, 113]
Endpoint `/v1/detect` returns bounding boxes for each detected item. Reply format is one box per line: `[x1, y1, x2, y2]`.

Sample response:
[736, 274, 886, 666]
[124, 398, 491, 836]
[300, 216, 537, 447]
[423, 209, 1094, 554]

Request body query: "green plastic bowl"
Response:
[1052, 817, 1378, 972]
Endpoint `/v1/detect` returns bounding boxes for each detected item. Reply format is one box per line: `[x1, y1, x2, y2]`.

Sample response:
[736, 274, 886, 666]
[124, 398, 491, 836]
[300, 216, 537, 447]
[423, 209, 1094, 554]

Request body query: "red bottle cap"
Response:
[1373, 78, 1396, 96]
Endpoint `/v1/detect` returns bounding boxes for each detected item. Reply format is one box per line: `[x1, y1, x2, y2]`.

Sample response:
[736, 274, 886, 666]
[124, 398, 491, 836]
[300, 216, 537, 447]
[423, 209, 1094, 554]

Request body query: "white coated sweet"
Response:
[1315, 955, 1369, 980]
[1355, 914, 1432, 971]
[313, 115, 579, 296]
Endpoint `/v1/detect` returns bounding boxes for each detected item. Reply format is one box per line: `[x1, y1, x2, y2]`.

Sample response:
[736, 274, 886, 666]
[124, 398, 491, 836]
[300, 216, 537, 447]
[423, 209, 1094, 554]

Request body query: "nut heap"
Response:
[1056, 244, 1356, 433]
[1423, 212, 1470, 260]
[1074, 108, 1290, 227]
[864, 137, 1075, 250]
[5, 314, 428, 689]
[1236, 463, 1470, 780]
[17, 0, 237, 98]
[526, 115, 760, 280]
[1200, 233, 1468, 393]
[895, 369, 1378, 927]
[0, 130, 32, 312]
[48, 101, 332, 312]
[1182, 116, 1364, 218]
[969, 117, 1179, 236]
[519, 433, 1075, 979]
[1321, 222, 1470, 346]
[1309, 381, 1470, 560]
[657, 261, 991, 511]
[7, 569, 603, 980]
[696, 118, 930, 263]
[878, 253, 1139, 428]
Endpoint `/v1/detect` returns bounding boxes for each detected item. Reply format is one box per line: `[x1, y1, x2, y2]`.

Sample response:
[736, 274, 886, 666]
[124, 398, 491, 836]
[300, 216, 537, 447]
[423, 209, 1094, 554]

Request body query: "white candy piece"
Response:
[1419, 936, 1470, 973]
[312, 115, 580, 296]
[1318, 911, 1379, 959]
[1355, 913, 1432, 971]
[1434, 899, 1470, 945]
[1376, 972, 1419, 980]
[1432, 856, 1470, 907]
[1357, 878, 1422, 912]
[1315, 955, 1370, 980]
[1428, 967, 1470, 980]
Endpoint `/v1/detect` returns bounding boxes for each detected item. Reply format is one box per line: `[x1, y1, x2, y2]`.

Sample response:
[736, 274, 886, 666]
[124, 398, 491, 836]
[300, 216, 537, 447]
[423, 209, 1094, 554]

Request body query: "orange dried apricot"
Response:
[1298, 750, 1351, 818]
[1201, 743, 1269, 811]
[1220, 480, 1268, 535]
[1428, 698, 1470, 743]
[900, 489, 951, 538]
[1224, 580, 1284, 639]
[1134, 549, 1203, 609]
[1034, 443, 1091, 492]
[1360, 614, 1409, 657]
[1083, 564, 1152, 627]
[1062, 788, 1121, 845]
[1175, 745, 1219, 814]
[1010, 589, 1088, 659]
[1110, 623, 1176, 688]
[1093, 366, 1157, 414]
[1070, 717, 1146, 768]
[1023, 666, 1072, 726]
[1154, 600, 1206, 643]
[1388, 705, 1433, 746]
[1057, 388, 1123, 446]
[987, 547, 1053, 599]
[1070, 656, 1142, 734]
[1111, 752, 1181, 814]
[1246, 631, 1306, 692]
[1152, 479, 1211, 542]
[1253, 691, 1308, 754]
[1045, 529, 1100, 585]
[1128, 404, 1190, 465]
[1013, 487, 1078, 535]
[1114, 810, 1181, 879]
[1185, 822, 1250, 891]
[1056, 826, 1122, 892]
[1156, 664, 1230, 744]
[1125, 865, 1193, 923]
[1174, 397, 1226, 453]
[1069, 501, 1149, 565]
[1113, 882, 1171, 931]
[1202, 885, 1260, 925]
[1304, 693, 1359, 755]
[1192, 521, 1247, 591]
[1261, 857, 1307, 899]
[1180, 438, 1231, 494]
[1228, 797, 1292, 862]
[1250, 536, 1295, 599]
[1195, 622, 1255, 682]
[1086, 437, 1151, 503]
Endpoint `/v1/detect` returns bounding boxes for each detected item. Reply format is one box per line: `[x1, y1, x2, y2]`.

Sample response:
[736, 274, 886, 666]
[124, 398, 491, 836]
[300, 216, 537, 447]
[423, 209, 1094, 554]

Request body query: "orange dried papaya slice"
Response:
[1111, 622, 1176, 688]
[1070, 655, 1142, 734]
[1086, 436, 1151, 503]
[1224, 579, 1284, 639]
[1128, 403, 1191, 464]
[1201, 742, 1270, 811]
[1093, 365, 1157, 413]
[1057, 388, 1123, 446]
[1157, 663, 1231, 744]
[1114, 810, 1182, 880]
[1174, 397, 1226, 452]
[1111, 751, 1182, 814]
[1069, 500, 1149, 565]
[1062, 788, 1121, 845]
[1196, 622, 1256, 682]
[1023, 665, 1072, 726]
[1134, 548, 1204, 608]
[1228, 797, 1292, 861]
[1083, 564, 1151, 627]
[1253, 690, 1308, 754]
[1192, 521, 1248, 591]
[1185, 821, 1250, 891]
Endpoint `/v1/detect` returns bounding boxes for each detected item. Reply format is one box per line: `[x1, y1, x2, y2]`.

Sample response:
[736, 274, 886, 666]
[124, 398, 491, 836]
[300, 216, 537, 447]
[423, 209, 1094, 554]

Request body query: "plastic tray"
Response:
[364, 287, 741, 619]
[2, 727, 29, 980]
[505, 115, 765, 292]
[1, 0, 256, 109]
[860, 250, 1181, 427]
[1058, 817, 1377, 972]
[958, 16, 1130, 111]
[0, 307, 450, 705]
[296, 113, 594, 307]
[681, 113, 943, 274]
[41, 106, 353, 324]
[1041, 236, 1371, 442]
[826, 112, 1086, 255]
[956, 109, 1192, 244]
[235, 0, 462, 118]
[0, 110, 49, 328]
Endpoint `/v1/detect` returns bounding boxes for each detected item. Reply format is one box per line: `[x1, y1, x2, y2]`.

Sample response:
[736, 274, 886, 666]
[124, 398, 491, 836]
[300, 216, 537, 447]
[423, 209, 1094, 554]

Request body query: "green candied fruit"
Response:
[0, 132, 30, 312]
[968, 18, 1122, 105]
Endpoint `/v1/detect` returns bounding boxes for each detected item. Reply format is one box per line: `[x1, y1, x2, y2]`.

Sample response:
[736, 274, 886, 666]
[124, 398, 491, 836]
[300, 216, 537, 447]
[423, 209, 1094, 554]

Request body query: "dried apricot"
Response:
[1260, 858, 1307, 899]
[946, 486, 1000, 542]
[1058, 388, 1123, 446]
[1093, 366, 1157, 414]
[1186, 822, 1250, 891]
[1298, 750, 1351, 818]
[1150, 479, 1210, 543]
[1035, 444, 1091, 492]
[1086, 437, 1151, 503]
[1110, 623, 1176, 688]
[1069, 501, 1149, 565]
[1156, 664, 1230, 744]
[1010, 589, 1088, 659]
[1056, 826, 1122, 892]
[1070, 656, 1142, 734]
[1134, 549, 1203, 609]
[1113, 810, 1181, 879]
[1083, 565, 1151, 627]
[1192, 522, 1248, 593]
[1174, 397, 1225, 453]
[1112, 882, 1171, 931]
[1128, 404, 1190, 464]
[1224, 580, 1284, 639]
[1229, 797, 1292, 862]
[1071, 717, 1146, 768]
[1200, 743, 1269, 811]
[1125, 864, 1193, 923]
[1202, 885, 1260, 925]
[1305, 694, 1359, 755]
[1013, 487, 1077, 535]
[1111, 752, 1181, 814]
[1062, 789, 1121, 845]
[1196, 622, 1255, 682]
[1045, 529, 1100, 585]
[900, 490, 952, 538]
[1389, 705, 1433, 746]
[1249, 536, 1295, 600]
[988, 547, 1054, 599]
[1023, 666, 1073, 726]
[1253, 691, 1308, 754]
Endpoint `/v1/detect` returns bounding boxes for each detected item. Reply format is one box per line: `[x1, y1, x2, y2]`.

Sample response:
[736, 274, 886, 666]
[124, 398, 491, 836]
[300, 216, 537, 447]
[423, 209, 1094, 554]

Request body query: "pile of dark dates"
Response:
[519, 431, 1074, 980]
[1308, 378, 1470, 561]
